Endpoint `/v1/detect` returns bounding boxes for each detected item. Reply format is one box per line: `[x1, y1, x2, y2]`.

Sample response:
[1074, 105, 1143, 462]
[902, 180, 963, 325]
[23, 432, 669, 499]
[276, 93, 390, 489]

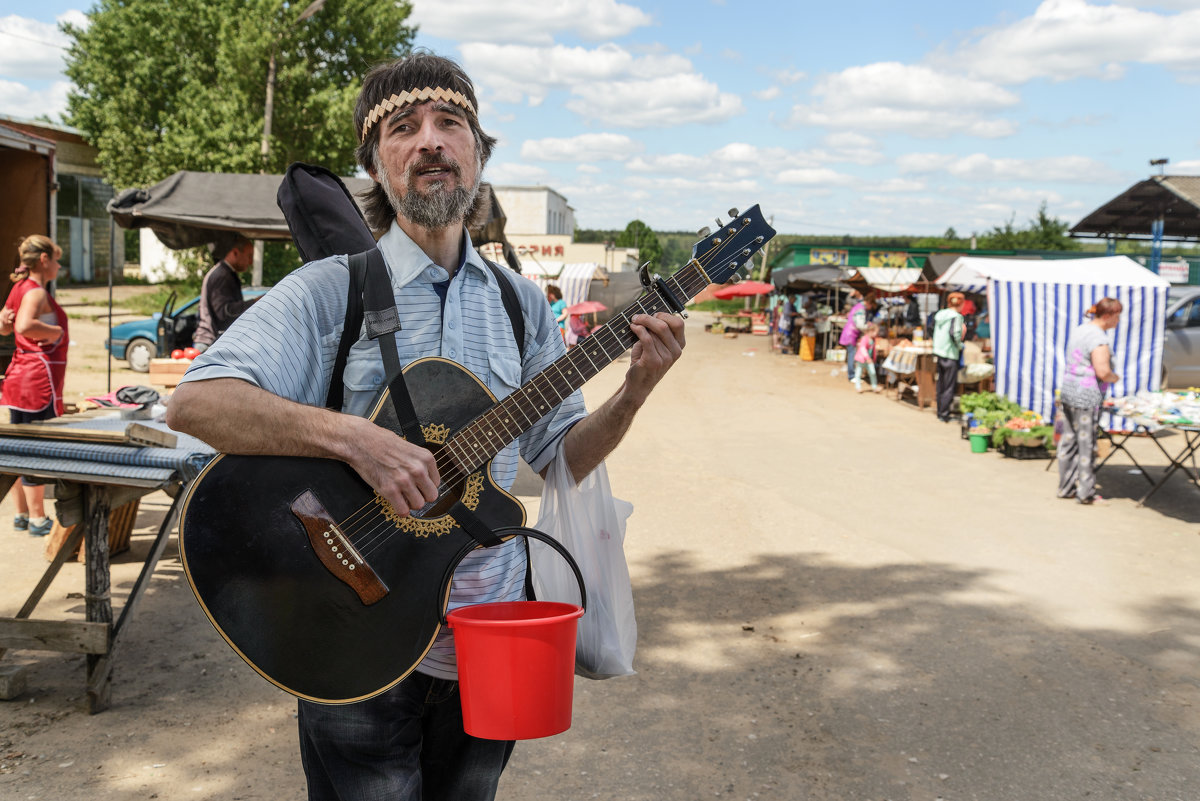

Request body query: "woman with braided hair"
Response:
[0, 235, 68, 536]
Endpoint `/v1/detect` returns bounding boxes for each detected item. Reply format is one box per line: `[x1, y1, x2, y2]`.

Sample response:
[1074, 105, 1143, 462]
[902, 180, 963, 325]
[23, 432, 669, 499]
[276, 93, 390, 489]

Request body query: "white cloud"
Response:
[409, 0, 651, 45]
[753, 86, 781, 101]
[0, 13, 83, 82]
[776, 168, 855, 186]
[521, 133, 643, 162]
[628, 143, 829, 182]
[483, 162, 554, 185]
[951, 0, 1200, 84]
[787, 62, 1019, 138]
[566, 73, 743, 127]
[775, 68, 806, 85]
[872, 178, 926, 193]
[897, 151, 1123, 184]
[576, 164, 602, 174]
[462, 42, 744, 128]
[0, 78, 71, 121]
[1168, 159, 1200, 175]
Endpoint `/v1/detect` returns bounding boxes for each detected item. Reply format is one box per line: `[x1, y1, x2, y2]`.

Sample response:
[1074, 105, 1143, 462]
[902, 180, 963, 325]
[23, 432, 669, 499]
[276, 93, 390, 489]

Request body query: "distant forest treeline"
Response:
[577, 201, 1198, 275]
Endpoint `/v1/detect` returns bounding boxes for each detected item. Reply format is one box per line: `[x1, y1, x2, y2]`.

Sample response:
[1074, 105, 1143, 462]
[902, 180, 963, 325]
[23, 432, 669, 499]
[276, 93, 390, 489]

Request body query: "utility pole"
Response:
[253, 0, 328, 285]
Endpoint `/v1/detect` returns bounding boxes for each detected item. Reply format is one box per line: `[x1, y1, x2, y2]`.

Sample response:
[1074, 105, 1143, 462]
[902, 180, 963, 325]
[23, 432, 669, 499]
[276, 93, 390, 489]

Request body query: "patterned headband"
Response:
[360, 87, 477, 143]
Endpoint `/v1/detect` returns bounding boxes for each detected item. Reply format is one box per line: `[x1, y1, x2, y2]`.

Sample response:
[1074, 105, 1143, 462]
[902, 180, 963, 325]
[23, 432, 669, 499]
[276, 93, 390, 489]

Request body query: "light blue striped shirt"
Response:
[180, 221, 588, 679]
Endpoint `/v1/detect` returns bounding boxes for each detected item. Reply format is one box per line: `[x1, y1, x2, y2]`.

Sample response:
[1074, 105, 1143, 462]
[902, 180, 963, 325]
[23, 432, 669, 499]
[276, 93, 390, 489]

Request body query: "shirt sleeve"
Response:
[509, 277, 588, 475]
[180, 259, 348, 408]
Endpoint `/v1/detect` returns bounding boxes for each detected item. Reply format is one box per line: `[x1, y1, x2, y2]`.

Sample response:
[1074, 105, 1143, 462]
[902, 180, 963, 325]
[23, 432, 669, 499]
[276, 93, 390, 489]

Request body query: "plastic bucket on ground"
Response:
[448, 600, 584, 740]
[969, 433, 989, 453]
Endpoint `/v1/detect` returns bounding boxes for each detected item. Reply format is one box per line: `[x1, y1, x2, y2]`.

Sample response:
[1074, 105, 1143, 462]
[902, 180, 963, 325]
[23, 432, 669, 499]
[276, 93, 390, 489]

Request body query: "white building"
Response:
[488, 185, 640, 272]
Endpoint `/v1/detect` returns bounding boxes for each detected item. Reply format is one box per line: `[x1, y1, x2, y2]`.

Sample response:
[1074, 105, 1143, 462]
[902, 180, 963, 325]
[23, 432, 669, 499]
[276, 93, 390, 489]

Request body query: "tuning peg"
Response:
[697, 226, 712, 239]
[728, 207, 740, 218]
[714, 218, 722, 230]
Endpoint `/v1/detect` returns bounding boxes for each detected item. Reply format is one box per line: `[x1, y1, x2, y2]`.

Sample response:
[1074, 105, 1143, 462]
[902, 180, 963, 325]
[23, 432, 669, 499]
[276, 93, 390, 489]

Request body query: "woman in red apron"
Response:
[0, 235, 68, 537]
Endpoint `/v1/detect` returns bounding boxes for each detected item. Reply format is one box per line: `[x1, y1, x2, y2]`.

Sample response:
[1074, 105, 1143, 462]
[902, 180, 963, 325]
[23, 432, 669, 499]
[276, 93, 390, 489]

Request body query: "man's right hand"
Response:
[345, 418, 441, 517]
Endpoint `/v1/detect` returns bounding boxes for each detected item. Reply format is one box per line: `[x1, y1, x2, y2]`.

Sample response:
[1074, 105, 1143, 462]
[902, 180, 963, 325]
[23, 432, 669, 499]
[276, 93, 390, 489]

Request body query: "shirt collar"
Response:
[377, 220, 492, 288]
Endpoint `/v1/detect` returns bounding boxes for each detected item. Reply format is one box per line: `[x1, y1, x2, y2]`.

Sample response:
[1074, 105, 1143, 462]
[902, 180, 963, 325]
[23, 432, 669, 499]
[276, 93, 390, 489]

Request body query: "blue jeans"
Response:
[298, 672, 515, 801]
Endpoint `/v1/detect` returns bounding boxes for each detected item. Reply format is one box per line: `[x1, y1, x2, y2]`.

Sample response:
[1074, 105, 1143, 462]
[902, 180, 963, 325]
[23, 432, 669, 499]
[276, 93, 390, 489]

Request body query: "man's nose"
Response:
[415, 122, 445, 153]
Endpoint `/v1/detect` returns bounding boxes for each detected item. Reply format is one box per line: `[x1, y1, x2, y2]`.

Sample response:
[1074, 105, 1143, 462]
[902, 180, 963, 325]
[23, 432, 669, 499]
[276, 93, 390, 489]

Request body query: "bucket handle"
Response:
[438, 525, 588, 625]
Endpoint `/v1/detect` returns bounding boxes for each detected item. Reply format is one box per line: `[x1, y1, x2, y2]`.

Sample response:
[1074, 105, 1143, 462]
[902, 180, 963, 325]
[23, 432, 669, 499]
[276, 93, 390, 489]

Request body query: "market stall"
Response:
[937, 256, 1169, 430]
[1102, 391, 1200, 505]
[0, 415, 214, 711]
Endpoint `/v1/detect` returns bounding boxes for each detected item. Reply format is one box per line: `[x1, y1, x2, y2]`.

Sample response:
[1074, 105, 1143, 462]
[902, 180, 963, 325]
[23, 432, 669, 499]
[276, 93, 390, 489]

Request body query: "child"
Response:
[853, 322, 882, 393]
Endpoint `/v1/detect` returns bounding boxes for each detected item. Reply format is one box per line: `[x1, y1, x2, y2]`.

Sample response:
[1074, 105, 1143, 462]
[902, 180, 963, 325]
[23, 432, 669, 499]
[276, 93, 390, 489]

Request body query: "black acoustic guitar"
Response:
[179, 206, 776, 703]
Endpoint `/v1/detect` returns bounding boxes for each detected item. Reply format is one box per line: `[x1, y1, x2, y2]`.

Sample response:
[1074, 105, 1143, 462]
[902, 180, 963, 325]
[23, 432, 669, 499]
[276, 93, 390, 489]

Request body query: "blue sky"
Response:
[3, 0, 1199, 237]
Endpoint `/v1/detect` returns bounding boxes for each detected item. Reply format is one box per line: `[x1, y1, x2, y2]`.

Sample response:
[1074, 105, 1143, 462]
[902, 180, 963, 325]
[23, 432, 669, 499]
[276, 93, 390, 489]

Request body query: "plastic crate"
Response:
[1001, 441, 1053, 460]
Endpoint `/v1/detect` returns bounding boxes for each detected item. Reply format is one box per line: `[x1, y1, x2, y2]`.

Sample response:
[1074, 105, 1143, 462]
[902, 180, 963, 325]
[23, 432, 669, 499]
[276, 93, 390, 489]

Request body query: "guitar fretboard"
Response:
[436, 259, 712, 484]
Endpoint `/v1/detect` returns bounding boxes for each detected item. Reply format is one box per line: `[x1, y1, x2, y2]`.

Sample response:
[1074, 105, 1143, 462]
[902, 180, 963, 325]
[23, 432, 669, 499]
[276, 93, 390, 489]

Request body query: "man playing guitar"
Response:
[165, 51, 685, 801]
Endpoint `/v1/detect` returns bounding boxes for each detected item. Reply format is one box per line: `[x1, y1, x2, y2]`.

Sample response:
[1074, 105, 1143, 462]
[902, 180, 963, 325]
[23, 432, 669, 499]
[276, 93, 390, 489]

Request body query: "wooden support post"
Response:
[83, 485, 114, 713]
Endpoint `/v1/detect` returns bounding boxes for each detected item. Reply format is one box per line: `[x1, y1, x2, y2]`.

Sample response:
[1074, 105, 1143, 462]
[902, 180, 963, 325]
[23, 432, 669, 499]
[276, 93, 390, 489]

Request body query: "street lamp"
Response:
[253, 0, 327, 284]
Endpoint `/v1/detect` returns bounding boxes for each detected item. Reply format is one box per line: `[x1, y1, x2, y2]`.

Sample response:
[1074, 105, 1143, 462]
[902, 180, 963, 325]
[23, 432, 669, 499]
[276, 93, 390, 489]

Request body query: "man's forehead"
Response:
[360, 86, 475, 143]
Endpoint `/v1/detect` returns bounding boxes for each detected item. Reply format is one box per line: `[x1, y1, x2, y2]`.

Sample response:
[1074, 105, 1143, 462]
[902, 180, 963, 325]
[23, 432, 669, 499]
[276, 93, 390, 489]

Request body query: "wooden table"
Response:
[0, 417, 212, 712]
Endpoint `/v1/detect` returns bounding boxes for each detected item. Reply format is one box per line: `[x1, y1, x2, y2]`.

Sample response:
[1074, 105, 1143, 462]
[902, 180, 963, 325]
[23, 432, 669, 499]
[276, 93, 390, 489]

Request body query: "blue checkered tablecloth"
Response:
[0, 416, 215, 484]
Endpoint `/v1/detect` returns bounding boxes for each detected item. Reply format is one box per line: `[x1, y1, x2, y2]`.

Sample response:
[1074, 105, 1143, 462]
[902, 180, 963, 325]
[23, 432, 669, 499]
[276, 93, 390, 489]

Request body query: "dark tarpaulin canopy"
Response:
[770, 264, 847, 290]
[107, 170, 522, 270]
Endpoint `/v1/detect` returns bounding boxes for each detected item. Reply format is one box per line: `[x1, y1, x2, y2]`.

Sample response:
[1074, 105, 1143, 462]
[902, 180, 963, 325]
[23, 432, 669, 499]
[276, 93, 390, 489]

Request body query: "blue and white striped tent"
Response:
[937, 256, 1170, 430]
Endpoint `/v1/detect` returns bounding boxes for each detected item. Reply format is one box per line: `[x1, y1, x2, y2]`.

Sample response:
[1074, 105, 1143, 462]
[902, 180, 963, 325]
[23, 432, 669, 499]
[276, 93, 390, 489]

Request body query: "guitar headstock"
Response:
[690, 205, 776, 285]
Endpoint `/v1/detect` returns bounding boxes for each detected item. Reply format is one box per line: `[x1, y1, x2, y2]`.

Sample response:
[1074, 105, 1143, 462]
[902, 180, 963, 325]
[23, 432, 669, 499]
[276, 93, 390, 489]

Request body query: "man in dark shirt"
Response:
[193, 234, 256, 352]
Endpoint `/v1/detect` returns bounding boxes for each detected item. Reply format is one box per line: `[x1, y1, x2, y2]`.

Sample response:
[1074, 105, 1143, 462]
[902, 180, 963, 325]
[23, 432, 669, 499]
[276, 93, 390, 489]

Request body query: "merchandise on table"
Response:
[1105, 390, 1200, 430]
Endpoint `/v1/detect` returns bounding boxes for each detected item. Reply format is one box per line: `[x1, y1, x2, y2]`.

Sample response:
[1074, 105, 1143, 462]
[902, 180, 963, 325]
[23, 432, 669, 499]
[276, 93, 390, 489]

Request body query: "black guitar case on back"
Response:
[276, 162, 378, 262]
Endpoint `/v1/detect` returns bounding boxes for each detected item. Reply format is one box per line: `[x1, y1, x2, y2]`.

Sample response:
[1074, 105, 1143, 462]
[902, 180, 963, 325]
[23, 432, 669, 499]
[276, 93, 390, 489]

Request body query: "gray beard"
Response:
[376, 155, 481, 231]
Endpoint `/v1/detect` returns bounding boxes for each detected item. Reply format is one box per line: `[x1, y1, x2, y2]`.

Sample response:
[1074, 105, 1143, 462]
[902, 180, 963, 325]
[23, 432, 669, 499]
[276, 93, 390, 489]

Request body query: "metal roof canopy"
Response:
[1071, 175, 1200, 242]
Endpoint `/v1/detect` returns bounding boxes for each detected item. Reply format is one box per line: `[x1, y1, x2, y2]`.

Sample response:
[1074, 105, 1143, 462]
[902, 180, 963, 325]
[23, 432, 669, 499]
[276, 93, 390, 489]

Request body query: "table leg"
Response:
[1137, 431, 1200, 507]
[83, 485, 113, 713]
[1096, 428, 1156, 486]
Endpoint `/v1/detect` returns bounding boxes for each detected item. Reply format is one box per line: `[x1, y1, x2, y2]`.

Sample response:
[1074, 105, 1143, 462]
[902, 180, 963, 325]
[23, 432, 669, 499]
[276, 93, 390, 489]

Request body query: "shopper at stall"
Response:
[932, 292, 966, 422]
[1057, 298, 1122, 505]
[838, 292, 876, 381]
[0, 235, 68, 537]
[852, 322, 882, 393]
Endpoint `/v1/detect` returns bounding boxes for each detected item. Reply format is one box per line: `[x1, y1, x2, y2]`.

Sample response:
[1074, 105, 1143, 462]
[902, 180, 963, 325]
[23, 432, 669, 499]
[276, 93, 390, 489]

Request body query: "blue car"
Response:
[106, 287, 268, 372]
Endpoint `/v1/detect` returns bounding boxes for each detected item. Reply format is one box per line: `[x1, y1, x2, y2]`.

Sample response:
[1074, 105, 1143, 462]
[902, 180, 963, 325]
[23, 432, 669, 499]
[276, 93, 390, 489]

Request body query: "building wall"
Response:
[492, 186, 575, 235]
[480, 234, 640, 272]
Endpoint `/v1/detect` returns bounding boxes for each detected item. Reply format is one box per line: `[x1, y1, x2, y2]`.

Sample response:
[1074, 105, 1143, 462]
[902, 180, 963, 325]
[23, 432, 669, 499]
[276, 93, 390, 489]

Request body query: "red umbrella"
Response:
[566, 300, 607, 314]
[712, 281, 774, 299]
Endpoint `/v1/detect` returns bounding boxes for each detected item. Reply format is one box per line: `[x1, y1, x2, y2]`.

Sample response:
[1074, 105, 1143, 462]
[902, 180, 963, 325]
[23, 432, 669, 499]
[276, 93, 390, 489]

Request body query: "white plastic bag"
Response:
[530, 438, 636, 679]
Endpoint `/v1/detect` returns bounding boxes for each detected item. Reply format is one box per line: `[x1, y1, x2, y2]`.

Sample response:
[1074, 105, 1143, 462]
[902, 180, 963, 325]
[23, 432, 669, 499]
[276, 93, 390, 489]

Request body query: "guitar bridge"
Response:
[291, 490, 389, 605]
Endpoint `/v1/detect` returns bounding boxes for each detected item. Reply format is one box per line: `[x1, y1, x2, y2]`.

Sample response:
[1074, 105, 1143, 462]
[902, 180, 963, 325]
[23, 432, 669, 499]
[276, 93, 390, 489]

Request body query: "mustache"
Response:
[406, 153, 463, 181]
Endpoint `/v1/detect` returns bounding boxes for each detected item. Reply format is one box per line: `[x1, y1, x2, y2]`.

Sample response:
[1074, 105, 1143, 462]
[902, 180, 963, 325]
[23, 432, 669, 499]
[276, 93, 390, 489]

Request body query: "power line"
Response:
[0, 28, 68, 50]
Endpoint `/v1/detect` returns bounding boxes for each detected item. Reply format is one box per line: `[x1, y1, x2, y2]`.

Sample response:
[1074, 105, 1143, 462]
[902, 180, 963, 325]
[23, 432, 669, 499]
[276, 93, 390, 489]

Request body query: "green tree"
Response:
[63, 0, 415, 189]
[976, 201, 1079, 251]
[615, 219, 663, 272]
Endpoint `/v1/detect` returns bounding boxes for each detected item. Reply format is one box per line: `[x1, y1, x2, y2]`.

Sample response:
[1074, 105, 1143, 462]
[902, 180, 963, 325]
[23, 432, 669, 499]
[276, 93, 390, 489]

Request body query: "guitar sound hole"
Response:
[411, 481, 462, 520]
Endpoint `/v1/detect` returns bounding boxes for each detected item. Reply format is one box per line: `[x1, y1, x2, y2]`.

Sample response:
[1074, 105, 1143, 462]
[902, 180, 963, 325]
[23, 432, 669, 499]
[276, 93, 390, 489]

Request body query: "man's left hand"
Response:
[625, 312, 686, 404]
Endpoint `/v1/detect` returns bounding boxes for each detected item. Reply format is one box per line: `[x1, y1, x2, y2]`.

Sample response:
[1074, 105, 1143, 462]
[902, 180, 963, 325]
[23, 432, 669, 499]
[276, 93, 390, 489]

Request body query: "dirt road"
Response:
[3, 297, 1200, 800]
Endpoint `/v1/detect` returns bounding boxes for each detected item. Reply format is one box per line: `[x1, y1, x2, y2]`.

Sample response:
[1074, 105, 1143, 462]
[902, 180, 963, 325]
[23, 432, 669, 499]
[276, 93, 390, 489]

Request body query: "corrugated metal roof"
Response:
[1071, 176, 1200, 240]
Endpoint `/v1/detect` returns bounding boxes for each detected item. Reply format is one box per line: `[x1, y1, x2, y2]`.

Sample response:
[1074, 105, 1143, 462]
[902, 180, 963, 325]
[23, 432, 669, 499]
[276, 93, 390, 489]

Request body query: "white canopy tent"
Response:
[518, 262, 607, 308]
[937, 256, 1170, 429]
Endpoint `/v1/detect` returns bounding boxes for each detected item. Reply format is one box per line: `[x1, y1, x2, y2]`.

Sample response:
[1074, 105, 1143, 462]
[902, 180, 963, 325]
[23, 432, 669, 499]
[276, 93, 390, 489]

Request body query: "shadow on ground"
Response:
[5, 543, 1200, 800]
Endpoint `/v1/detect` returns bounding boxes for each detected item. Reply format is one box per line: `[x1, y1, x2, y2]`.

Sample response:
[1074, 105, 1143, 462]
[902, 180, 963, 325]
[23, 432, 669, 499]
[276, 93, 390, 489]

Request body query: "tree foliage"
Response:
[63, 0, 415, 189]
[976, 201, 1079, 251]
[614, 219, 663, 271]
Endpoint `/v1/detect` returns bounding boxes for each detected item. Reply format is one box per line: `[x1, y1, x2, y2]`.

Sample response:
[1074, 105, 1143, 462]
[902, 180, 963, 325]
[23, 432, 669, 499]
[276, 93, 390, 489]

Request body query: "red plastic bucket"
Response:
[448, 600, 584, 740]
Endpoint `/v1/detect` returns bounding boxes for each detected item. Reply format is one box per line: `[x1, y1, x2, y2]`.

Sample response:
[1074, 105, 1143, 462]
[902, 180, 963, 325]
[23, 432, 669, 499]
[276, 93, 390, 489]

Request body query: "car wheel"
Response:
[126, 337, 155, 373]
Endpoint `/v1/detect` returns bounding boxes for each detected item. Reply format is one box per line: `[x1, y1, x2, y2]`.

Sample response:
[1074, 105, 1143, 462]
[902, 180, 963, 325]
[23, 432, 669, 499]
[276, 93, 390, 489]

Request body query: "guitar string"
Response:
[326, 223, 758, 555]
[341, 230, 747, 557]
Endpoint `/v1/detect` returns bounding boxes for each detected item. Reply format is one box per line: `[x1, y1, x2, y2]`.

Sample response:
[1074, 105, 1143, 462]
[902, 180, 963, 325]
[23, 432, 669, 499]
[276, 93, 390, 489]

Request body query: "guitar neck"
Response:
[441, 260, 712, 475]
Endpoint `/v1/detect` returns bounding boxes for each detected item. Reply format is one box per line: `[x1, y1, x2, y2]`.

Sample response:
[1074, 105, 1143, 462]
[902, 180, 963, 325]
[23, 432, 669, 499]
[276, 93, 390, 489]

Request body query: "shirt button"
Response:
[448, 321, 456, 330]
[373, 375, 381, 385]
[449, 349, 456, 357]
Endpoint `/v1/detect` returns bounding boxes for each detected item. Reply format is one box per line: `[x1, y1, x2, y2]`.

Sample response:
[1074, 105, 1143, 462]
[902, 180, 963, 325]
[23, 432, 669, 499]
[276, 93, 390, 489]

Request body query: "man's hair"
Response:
[354, 50, 497, 233]
[210, 232, 252, 262]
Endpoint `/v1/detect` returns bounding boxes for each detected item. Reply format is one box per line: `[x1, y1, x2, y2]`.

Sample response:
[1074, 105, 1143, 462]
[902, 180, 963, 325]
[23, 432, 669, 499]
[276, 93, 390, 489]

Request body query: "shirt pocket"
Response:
[486, 351, 522, 399]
